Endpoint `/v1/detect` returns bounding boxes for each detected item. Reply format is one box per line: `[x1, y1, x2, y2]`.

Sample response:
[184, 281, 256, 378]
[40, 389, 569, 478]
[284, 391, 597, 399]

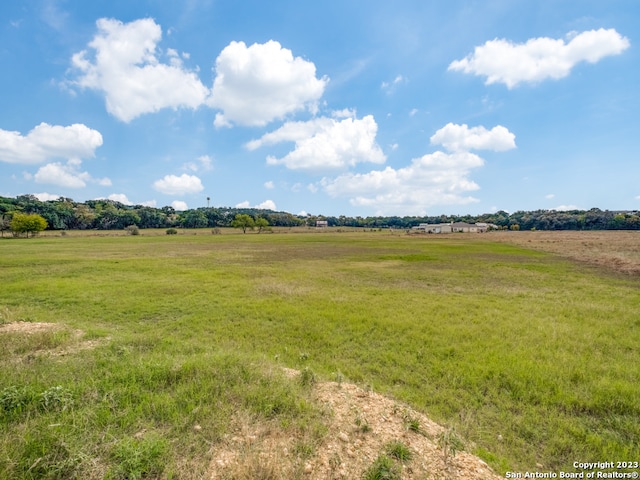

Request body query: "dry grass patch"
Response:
[488, 231, 640, 275]
[0, 321, 107, 360]
[208, 370, 501, 480]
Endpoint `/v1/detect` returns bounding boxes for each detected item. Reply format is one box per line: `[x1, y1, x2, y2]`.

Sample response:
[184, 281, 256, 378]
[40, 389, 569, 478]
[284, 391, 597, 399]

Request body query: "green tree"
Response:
[255, 217, 270, 233]
[231, 214, 255, 233]
[10, 213, 48, 237]
[180, 210, 208, 229]
[0, 214, 11, 237]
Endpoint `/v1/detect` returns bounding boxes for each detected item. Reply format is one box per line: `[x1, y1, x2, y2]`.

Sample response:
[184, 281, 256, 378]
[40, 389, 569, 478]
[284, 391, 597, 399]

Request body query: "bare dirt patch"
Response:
[0, 321, 107, 358]
[208, 371, 501, 480]
[488, 230, 640, 275]
[0, 321, 62, 334]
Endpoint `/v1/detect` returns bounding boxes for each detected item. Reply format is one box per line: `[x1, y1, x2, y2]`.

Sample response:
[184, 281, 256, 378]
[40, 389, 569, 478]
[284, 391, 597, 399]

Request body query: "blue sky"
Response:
[1, 0, 638, 216]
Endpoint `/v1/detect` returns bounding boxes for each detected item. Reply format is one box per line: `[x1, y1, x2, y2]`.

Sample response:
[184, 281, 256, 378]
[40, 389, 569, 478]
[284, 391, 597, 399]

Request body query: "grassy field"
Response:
[1, 229, 639, 478]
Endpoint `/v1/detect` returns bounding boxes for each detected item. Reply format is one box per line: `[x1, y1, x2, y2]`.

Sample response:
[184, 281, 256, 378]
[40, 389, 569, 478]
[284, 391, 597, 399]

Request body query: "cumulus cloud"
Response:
[319, 123, 516, 215]
[71, 18, 210, 122]
[430, 123, 516, 152]
[264, 181, 275, 189]
[210, 40, 328, 127]
[320, 151, 485, 216]
[0, 123, 103, 164]
[247, 114, 386, 171]
[449, 28, 630, 88]
[33, 192, 61, 201]
[171, 200, 188, 211]
[235, 199, 277, 210]
[108, 193, 133, 205]
[34, 161, 111, 188]
[153, 174, 204, 195]
[553, 205, 580, 211]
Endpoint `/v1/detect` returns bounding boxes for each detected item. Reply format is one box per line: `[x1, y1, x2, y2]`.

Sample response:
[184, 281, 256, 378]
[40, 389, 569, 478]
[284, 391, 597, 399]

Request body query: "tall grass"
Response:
[1, 231, 639, 476]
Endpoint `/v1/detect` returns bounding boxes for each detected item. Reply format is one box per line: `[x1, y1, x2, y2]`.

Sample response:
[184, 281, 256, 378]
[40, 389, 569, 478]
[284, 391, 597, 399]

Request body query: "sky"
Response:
[1, 0, 638, 216]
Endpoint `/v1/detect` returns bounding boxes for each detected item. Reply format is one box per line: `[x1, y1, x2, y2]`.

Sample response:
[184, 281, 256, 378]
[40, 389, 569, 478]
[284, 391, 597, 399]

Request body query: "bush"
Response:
[166, 228, 178, 235]
[10, 212, 48, 237]
[125, 225, 140, 235]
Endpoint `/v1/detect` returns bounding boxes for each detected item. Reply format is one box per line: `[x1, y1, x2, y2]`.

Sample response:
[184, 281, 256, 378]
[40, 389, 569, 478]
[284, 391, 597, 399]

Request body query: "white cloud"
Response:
[71, 18, 210, 122]
[153, 174, 204, 195]
[553, 205, 580, 211]
[449, 28, 630, 88]
[545, 193, 555, 199]
[34, 161, 111, 188]
[264, 181, 275, 189]
[210, 40, 328, 127]
[235, 199, 277, 210]
[33, 192, 61, 201]
[183, 154, 213, 172]
[141, 200, 157, 207]
[0, 123, 103, 165]
[197, 155, 213, 171]
[320, 151, 484, 216]
[319, 123, 516, 215]
[257, 200, 276, 210]
[381, 75, 406, 93]
[108, 193, 133, 205]
[430, 123, 516, 153]
[248, 115, 386, 172]
[332, 108, 356, 119]
[171, 200, 188, 211]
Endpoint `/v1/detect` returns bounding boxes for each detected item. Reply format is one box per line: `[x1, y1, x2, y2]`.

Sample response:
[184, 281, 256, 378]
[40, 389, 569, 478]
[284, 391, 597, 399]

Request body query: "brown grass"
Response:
[487, 230, 640, 275]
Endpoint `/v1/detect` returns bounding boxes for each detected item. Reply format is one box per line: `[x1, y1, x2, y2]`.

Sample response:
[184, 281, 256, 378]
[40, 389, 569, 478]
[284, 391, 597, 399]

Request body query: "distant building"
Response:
[412, 222, 496, 233]
[316, 220, 329, 228]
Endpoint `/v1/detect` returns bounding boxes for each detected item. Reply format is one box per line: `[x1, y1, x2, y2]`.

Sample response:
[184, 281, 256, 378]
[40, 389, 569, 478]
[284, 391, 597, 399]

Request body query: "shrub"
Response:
[166, 228, 178, 235]
[10, 212, 48, 237]
[125, 225, 140, 235]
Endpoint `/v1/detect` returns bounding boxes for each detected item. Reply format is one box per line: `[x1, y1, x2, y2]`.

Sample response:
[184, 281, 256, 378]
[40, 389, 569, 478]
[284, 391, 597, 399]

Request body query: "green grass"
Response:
[1, 231, 639, 477]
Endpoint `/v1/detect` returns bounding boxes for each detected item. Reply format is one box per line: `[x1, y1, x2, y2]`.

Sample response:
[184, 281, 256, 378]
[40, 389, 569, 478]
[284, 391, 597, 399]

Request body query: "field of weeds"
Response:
[1, 230, 639, 478]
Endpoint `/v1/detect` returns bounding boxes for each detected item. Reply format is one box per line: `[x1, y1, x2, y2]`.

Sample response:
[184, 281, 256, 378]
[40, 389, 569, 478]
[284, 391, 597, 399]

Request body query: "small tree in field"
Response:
[0, 215, 11, 237]
[231, 214, 255, 233]
[255, 217, 270, 233]
[10, 212, 48, 237]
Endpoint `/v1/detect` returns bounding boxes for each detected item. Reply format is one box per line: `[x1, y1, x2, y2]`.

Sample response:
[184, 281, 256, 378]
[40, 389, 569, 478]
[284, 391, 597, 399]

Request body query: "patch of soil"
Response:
[208, 370, 501, 479]
[0, 321, 107, 357]
[0, 321, 62, 334]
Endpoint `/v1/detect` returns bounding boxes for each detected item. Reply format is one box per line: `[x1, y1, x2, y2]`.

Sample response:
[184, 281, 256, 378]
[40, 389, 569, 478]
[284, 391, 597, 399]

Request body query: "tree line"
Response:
[1, 195, 639, 234]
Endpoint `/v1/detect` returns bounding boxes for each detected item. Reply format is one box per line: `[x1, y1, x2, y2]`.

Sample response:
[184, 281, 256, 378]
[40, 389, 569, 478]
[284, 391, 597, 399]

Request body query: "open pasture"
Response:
[1, 230, 639, 478]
